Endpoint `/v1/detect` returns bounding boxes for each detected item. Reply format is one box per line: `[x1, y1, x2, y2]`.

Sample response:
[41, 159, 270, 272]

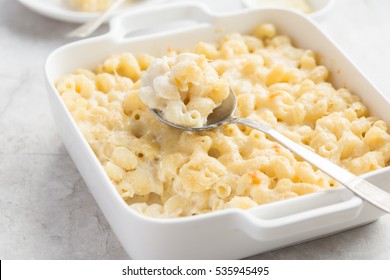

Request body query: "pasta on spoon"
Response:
[139, 53, 230, 128]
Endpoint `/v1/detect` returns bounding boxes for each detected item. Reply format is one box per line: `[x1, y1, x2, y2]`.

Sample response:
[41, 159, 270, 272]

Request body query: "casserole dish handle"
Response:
[109, 2, 215, 39]
[239, 167, 390, 241]
[239, 192, 363, 241]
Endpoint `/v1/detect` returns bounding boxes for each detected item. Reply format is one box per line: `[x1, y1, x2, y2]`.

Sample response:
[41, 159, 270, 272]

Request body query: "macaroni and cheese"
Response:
[247, 0, 312, 13]
[69, 0, 113, 12]
[139, 53, 230, 127]
[56, 23, 390, 218]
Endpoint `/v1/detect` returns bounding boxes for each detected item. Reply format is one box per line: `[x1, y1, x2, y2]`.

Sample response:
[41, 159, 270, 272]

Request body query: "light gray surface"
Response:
[0, 0, 389, 260]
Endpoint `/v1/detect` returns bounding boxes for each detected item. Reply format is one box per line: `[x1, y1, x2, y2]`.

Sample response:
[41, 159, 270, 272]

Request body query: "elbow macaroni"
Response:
[56, 24, 390, 218]
[139, 53, 229, 127]
[249, 0, 312, 14]
[69, 0, 113, 12]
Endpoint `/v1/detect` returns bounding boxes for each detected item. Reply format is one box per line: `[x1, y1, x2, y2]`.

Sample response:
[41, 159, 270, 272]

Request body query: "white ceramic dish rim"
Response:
[44, 2, 390, 230]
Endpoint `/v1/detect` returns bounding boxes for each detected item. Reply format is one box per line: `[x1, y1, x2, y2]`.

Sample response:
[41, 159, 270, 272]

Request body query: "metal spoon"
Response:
[151, 87, 390, 213]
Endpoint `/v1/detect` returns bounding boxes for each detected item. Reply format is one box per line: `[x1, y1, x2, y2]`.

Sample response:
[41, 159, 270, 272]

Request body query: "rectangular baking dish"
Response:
[44, 3, 390, 259]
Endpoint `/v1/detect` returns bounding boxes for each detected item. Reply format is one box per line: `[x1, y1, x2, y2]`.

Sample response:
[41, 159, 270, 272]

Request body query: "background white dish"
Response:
[242, 0, 334, 20]
[16, 0, 246, 23]
[16, 0, 171, 23]
[16, 0, 333, 24]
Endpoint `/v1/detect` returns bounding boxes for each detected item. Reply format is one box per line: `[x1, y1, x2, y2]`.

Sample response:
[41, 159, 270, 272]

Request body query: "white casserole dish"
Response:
[45, 3, 390, 259]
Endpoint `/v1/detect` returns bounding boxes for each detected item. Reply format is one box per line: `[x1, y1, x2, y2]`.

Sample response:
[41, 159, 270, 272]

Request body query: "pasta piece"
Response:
[69, 0, 113, 12]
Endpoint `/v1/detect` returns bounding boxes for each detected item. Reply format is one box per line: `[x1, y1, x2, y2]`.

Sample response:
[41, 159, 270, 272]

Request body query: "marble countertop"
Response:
[1, 0, 389, 259]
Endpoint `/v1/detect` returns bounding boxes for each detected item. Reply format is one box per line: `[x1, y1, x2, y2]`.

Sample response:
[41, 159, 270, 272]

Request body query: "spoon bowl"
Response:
[150, 87, 238, 131]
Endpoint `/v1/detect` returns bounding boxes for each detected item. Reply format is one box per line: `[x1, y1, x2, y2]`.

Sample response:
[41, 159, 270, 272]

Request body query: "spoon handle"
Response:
[67, 0, 127, 38]
[232, 117, 390, 213]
